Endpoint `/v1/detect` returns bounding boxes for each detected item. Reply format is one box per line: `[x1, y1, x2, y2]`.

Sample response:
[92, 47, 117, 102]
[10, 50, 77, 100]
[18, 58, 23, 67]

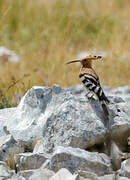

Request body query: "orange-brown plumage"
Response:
[80, 66, 99, 80]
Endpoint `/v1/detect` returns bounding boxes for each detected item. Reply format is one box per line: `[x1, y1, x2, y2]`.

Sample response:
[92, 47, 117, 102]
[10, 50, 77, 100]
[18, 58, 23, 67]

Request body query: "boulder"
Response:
[0, 85, 130, 179]
[18, 170, 37, 180]
[119, 177, 130, 180]
[33, 137, 44, 154]
[29, 168, 55, 180]
[41, 159, 51, 169]
[0, 135, 24, 163]
[120, 158, 130, 178]
[49, 168, 78, 180]
[98, 174, 115, 180]
[108, 86, 130, 103]
[0, 161, 15, 178]
[78, 170, 98, 180]
[15, 152, 48, 171]
[0, 85, 129, 154]
[10, 174, 26, 180]
[50, 146, 111, 176]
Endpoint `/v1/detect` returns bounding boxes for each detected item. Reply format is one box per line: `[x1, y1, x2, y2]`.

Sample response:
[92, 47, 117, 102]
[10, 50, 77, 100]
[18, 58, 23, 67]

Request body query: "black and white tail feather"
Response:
[79, 73, 109, 116]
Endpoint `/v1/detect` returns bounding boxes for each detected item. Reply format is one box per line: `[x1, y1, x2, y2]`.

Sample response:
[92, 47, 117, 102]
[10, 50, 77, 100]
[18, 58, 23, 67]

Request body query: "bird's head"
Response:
[66, 55, 102, 67]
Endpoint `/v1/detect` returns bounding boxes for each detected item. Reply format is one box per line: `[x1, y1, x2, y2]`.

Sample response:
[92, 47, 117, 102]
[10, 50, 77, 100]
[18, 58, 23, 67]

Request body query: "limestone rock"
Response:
[18, 170, 37, 180]
[0, 161, 15, 178]
[78, 170, 98, 180]
[33, 137, 44, 154]
[98, 174, 115, 180]
[108, 86, 130, 103]
[10, 174, 26, 180]
[29, 168, 55, 180]
[0, 85, 130, 179]
[49, 168, 78, 180]
[0, 85, 130, 154]
[119, 177, 130, 180]
[110, 140, 124, 170]
[50, 146, 111, 176]
[0, 135, 24, 162]
[110, 102, 130, 146]
[79, 178, 91, 180]
[40, 159, 51, 169]
[15, 153, 48, 171]
[120, 158, 130, 178]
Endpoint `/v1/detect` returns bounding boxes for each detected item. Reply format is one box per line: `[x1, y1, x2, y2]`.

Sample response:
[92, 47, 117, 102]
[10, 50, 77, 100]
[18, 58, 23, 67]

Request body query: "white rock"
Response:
[49, 168, 78, 180]
[0, 135, 24, 162]
[0, 161, 14, 178]
[78, 170, 98, 180]
[99, 174, 115, 180]
[0, 85, 129, 155]
[108, 86, 130, 103]
[18, 170, 37, 180]
[15, 152, 48, 171]
[120, 158, 130, 178]
[119, 177, 130, 180]
[111, 86, 130, 95]
[29, 168, 55, 180]
[50, 146, 111, 176]
[41, 159, 51, 169]
[33, 137, 44, 153]
[10, 174, 25, 180]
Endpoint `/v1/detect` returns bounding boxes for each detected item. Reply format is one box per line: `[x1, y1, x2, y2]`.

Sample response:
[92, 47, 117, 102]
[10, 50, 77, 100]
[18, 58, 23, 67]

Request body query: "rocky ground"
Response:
[0, 84, 130, 180]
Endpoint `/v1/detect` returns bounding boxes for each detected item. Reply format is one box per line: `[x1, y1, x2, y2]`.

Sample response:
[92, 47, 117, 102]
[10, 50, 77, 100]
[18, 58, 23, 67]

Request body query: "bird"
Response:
[66, 55, 109, 116]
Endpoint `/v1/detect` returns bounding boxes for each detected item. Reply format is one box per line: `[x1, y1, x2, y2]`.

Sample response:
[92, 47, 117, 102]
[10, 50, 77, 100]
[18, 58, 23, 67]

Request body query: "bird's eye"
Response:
[94, 56, 97, 58]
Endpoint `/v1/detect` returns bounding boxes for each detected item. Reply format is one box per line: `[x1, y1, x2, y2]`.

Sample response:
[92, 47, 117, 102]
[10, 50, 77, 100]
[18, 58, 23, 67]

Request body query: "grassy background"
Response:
[0, 0, 130, 106]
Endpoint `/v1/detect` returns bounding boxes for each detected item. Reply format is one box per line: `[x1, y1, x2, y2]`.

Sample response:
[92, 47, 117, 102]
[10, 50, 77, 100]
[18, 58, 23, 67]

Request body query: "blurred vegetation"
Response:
[0, 0, 130, 107]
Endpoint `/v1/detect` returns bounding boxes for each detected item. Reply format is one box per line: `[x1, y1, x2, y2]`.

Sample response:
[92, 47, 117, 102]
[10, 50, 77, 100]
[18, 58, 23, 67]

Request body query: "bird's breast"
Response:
[79, 67, 99, 80]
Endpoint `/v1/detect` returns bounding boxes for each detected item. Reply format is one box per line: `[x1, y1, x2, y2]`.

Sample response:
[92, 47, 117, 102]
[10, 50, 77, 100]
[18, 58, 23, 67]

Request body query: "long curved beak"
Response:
[66, 60, 80, 64]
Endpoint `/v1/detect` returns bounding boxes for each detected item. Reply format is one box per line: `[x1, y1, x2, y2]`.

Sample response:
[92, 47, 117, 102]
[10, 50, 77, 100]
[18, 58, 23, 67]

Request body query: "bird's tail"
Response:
[101, 100, 109, 129]
[100, 91, 109, 115]
[102, 101, 109, 116]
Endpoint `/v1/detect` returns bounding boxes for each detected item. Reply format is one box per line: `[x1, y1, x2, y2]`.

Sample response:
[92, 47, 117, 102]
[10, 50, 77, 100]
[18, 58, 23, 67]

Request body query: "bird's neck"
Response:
[82, 61, 92, 68]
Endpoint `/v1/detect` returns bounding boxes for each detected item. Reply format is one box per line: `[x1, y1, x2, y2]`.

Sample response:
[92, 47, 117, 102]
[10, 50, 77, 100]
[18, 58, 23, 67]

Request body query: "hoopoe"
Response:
[67, 55, 109, 115]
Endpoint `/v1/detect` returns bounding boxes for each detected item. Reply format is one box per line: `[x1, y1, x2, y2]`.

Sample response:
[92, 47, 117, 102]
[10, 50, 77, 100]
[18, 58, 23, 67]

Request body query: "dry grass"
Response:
[6, 153, 16, 170]
[0, 0, 130, 105]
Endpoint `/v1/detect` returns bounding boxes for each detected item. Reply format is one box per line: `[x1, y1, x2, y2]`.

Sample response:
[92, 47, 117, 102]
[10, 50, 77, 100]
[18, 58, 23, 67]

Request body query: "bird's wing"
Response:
[79, 73, 109, 103]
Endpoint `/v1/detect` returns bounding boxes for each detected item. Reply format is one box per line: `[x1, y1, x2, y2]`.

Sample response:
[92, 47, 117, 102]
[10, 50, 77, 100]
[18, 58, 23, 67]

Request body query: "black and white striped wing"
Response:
[79, 73, 109, 102]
